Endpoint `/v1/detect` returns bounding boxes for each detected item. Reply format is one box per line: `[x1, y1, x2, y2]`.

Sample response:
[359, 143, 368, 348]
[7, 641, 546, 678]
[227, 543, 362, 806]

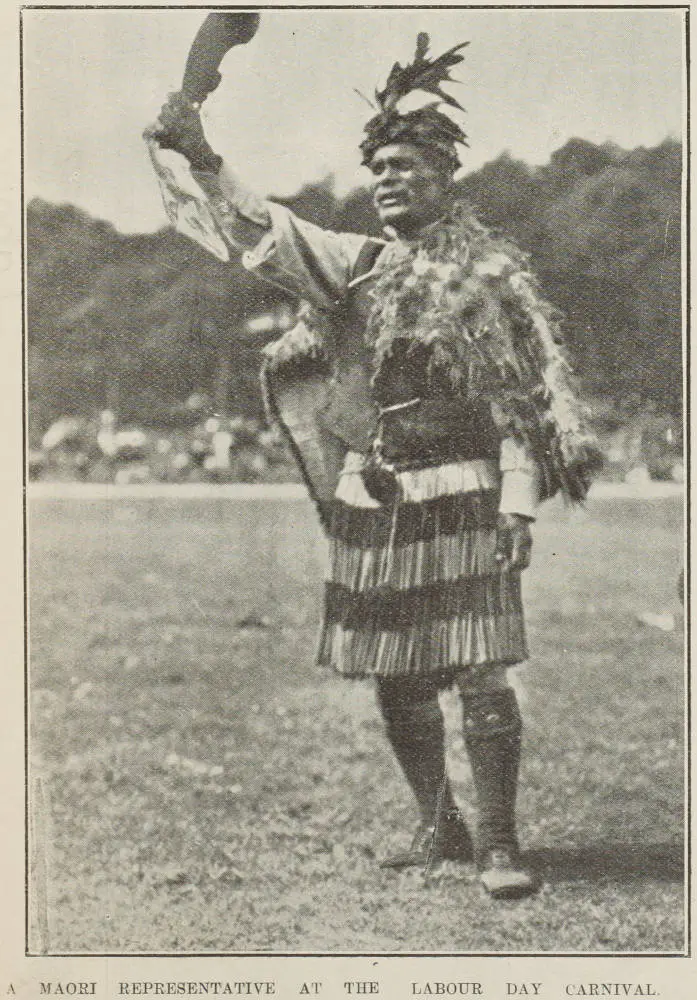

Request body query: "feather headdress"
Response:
[360, 33, 469, 170]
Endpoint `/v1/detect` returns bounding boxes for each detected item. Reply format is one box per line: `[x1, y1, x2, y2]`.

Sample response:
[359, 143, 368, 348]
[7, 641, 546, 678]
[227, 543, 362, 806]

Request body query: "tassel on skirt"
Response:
[316, 453, 528, 680]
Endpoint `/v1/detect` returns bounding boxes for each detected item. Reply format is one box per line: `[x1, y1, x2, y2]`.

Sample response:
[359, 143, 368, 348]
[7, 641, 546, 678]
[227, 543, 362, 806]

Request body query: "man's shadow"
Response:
[525, 842, 684, 883]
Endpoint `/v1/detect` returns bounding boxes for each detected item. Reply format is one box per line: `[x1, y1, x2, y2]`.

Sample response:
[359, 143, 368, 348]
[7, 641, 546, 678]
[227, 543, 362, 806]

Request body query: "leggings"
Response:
[376, 665, 512, 714]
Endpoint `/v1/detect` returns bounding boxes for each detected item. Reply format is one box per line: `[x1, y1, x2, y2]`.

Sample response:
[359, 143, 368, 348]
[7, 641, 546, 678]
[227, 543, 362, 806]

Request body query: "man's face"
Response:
[369, 143, 451, 236]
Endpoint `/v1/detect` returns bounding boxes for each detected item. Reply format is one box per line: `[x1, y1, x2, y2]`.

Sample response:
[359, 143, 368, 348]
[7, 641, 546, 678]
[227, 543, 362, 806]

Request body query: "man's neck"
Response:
[384, 212, 450, 242]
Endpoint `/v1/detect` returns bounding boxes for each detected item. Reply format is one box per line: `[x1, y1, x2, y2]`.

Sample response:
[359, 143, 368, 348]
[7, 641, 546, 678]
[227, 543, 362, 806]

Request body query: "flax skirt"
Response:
[316, 452, 528, 680]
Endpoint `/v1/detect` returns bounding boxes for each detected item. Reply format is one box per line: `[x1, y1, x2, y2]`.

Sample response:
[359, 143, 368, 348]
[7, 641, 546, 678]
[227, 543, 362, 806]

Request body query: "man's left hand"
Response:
[495, 513, 533, 572]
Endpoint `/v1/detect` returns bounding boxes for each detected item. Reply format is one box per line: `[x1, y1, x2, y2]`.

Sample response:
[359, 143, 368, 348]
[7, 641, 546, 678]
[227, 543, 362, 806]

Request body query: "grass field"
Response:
[28, 494, 685, 954]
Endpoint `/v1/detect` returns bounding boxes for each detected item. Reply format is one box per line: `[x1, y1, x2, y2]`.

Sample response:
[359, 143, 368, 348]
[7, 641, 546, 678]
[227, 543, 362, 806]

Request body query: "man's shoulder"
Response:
[447, 201, 529, 269]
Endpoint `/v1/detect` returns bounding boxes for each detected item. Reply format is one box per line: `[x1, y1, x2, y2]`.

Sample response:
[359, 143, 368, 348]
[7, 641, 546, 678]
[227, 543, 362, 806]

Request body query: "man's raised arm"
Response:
[150, 92, 272, 249]
[147, 94, 370, 310]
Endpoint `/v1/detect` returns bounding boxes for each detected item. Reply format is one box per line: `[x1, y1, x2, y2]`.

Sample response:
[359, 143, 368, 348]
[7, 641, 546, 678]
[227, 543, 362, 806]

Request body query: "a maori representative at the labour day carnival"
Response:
[146, 12, 600, 900]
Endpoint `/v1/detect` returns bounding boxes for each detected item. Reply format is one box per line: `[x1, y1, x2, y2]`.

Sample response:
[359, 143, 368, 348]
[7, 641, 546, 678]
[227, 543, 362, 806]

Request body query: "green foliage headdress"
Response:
[359, 33, 469, 172]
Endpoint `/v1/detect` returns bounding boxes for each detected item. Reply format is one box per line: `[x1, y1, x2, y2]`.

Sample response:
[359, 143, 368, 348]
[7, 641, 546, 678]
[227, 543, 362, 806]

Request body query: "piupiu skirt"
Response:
[316, 452, 528, 680]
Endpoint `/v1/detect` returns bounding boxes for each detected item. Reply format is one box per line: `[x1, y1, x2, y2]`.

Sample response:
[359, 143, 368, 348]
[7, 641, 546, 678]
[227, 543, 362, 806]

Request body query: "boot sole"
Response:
[379, 847, 474, 870]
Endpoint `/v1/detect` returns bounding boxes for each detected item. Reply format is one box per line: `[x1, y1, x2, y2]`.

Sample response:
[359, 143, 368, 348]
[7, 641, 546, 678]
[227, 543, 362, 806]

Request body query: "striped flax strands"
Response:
[317, 454, 528, 680]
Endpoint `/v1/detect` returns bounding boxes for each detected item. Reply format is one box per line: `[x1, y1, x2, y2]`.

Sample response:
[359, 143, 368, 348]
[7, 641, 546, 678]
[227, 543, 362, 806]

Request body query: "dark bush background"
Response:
[27, 137, 682, 443]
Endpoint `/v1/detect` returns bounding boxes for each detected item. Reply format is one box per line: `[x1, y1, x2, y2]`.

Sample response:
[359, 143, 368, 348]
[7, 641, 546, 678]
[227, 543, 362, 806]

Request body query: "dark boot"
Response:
[462, 688, 537, 899]
[376, 678, 474, 869]
[379, 806, 474, 870]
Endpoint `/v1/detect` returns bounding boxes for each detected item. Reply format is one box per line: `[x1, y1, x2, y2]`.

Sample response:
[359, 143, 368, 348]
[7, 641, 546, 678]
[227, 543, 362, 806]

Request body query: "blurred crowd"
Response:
[28, 394, 683, 487]
[591, 397, 684, 486]
[28, 393, 296, 485]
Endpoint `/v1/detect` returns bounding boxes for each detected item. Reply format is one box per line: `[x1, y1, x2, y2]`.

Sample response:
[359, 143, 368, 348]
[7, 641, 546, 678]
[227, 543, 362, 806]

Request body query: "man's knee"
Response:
[462, 689, 522, 741]
[456, 668, 522, 740]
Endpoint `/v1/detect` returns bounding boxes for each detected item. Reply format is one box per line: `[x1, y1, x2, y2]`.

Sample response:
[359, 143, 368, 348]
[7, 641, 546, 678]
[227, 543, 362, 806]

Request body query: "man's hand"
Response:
[146, 92, 221, 173]
[495, 513, 533, 572]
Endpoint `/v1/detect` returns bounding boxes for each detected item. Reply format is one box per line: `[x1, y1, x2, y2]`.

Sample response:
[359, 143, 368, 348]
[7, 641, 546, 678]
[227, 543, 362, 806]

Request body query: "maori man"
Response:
[149, 29, 598, 899]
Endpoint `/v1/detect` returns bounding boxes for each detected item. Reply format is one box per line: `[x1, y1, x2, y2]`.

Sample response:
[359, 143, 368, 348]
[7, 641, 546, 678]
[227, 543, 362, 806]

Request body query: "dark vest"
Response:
[316, 239, 500, 467]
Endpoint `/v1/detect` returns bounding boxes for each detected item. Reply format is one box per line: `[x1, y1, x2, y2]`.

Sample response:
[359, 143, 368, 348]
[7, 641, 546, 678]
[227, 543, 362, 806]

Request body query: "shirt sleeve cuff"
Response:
[499, 470, 540, 520]
[499, 436, 541, 519]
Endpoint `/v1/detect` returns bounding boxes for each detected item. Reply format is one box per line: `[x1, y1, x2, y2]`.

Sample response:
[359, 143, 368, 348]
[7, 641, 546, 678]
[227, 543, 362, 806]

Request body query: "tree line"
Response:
[27, 136, 681, 441]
